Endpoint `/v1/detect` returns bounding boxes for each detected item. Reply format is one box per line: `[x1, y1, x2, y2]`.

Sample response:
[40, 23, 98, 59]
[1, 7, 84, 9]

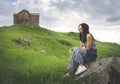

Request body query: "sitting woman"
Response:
[66, 23, 97, 76]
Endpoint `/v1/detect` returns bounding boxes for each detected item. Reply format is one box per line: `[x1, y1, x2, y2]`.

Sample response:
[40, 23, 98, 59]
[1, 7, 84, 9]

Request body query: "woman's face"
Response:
[78, 25, 83, 33]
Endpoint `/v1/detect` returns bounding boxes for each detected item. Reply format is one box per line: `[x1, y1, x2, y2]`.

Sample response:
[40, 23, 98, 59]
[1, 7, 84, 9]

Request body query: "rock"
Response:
[24, 36, 32, 46]
[76, 57, 120, 84]
[39, 50, 46, 55]
[68, 32, 78, 36]
[60, 40, 72, 46]
[15, 38, 22, 45]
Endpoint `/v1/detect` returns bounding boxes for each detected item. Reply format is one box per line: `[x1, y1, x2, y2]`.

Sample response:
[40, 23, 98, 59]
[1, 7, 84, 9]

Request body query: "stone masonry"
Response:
[13, 9, 39, 27]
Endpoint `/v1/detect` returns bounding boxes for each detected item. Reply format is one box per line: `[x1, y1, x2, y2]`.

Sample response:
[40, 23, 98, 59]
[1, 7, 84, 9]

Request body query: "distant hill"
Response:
[0, 25, 120, 84]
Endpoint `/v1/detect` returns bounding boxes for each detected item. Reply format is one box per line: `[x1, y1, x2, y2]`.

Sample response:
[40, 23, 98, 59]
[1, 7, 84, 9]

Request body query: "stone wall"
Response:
[13, 9, 39, 27]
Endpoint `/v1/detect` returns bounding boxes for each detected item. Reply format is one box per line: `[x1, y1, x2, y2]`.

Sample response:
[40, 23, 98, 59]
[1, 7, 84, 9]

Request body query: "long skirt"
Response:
[67, 47, 97, 73]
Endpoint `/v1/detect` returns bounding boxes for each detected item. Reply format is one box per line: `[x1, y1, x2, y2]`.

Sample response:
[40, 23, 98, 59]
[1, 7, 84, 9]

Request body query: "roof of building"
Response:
[14, 9, 39, 16]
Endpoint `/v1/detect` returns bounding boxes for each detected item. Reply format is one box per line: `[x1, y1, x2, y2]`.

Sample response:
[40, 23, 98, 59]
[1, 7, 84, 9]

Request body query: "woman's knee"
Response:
[73, 47, 80, 52]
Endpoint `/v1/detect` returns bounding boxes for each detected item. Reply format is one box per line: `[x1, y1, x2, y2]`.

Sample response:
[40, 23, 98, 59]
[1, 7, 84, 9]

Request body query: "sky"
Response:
[0, 0, 120, 44]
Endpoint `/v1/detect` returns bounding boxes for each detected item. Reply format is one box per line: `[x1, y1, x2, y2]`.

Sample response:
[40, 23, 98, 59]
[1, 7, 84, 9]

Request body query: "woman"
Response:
[66, 23, 97, 76]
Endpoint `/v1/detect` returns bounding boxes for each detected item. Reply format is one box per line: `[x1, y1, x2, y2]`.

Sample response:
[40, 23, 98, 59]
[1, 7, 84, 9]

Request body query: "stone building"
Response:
[13, 9, 39, 26]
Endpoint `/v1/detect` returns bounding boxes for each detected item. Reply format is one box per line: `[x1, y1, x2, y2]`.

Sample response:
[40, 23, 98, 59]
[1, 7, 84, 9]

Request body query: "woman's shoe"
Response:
[75, 66, 87, 75]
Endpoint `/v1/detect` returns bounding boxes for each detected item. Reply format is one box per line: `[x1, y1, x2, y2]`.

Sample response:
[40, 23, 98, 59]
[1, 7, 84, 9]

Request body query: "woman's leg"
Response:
[67, 47, 79, 73]
[72, 48, 87, 75]
[67, 47, 86, 73]
[74, 48, 86, 64]
[67, 60, 78, 74]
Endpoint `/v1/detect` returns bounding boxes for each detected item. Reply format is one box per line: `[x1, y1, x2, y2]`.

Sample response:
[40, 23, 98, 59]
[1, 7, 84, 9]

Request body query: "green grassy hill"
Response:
[0, 25, 120, 84]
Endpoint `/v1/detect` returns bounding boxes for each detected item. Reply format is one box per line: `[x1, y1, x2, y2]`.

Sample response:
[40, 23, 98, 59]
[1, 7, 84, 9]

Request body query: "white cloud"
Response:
[0, 15, 13, 26]
[92, 30, 120, 44]
[1, 0, 120, 27]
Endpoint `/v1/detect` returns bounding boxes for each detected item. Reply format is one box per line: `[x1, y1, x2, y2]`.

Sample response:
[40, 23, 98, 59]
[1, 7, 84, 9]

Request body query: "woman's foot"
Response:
[65, 72, 71, 76]
[75, 65, 87, 75]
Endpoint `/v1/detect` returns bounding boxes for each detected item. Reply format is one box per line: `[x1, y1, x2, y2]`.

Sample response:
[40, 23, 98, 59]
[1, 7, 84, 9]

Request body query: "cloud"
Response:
[0, 0, 120, 32]
[0, 0, 15, 16]
[106, 16, 120, 23]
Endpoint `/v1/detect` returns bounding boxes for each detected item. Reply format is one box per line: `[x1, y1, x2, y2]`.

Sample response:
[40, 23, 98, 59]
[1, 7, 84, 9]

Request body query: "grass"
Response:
[0, 25, 120, 84]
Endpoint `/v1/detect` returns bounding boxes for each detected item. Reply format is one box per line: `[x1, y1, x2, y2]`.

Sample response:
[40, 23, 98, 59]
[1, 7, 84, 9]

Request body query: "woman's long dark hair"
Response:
[79, 23, 90, 43]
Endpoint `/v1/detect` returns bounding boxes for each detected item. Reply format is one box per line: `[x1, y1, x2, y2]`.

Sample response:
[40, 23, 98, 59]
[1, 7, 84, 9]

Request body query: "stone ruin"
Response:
[13, 9, 39, 27]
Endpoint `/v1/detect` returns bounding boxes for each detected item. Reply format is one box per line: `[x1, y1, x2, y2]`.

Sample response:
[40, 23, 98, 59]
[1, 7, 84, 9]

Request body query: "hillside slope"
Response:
[0, 25, 120, 84]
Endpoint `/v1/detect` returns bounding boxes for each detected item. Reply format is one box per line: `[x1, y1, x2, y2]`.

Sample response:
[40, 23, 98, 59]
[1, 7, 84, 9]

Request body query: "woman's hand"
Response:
[82, 46, 86, 50]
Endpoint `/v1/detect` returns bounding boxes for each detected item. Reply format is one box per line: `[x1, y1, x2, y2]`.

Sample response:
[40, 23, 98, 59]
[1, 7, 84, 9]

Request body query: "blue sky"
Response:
[5, 0, 17, 2]
[0, 0, 120, 44]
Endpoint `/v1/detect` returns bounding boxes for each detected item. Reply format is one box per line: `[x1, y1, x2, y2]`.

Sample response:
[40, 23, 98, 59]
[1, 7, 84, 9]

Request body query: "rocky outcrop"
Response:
[76, 57, 120, 84]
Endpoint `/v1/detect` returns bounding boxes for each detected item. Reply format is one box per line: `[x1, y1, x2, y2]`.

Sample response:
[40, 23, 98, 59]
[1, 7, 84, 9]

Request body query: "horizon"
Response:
[1, 24, 120, 45]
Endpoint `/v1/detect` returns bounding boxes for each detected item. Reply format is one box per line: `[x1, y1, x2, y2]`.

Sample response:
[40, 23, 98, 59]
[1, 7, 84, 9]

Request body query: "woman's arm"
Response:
[84, 34, 92, 50]
[80, 41, 83, 48]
